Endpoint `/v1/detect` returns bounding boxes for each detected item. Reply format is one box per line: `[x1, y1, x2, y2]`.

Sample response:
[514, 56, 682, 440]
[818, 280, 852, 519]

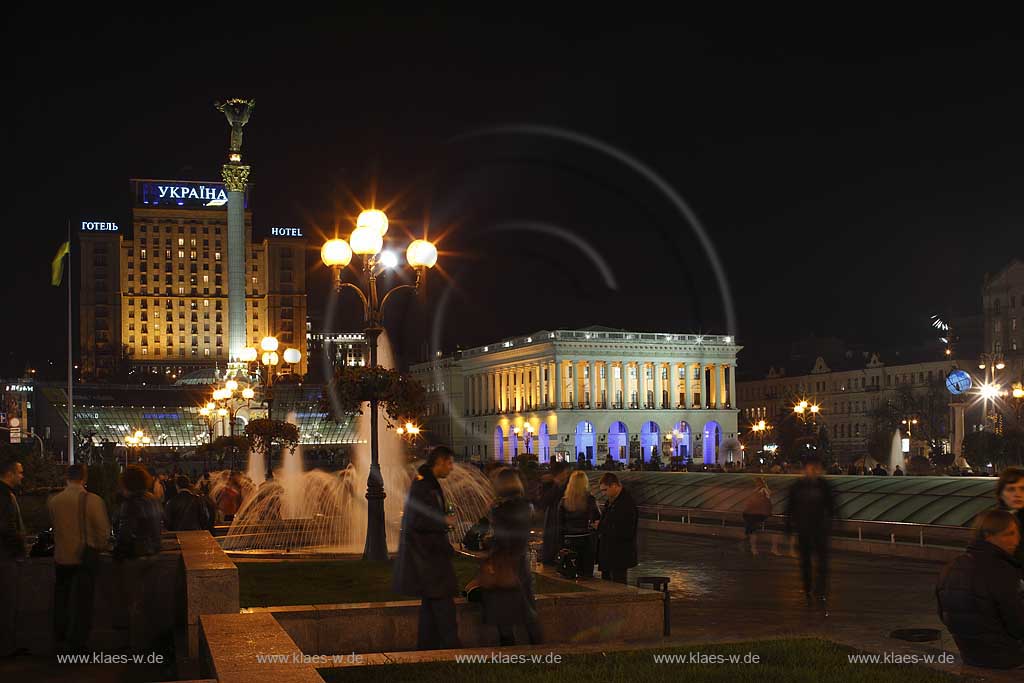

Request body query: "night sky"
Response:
[4, 10, 1021, 379]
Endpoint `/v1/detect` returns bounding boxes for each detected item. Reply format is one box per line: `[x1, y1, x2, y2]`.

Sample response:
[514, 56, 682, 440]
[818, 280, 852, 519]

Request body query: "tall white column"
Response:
[588, 359, 597, 408]
[555, 361, 563, 407]
[728, 365, 736, 409]
[683, 362, 691, 409]
[670, 362, 679, 407]
[626, 361, 634, 408]
[638, 361, 648, 409]
[654, 361, 663, 410]
[606, 359, 615, 407]
[696, 362, 704, 408]
[539, 362, 547, 407]
[715, 365, 724, 409]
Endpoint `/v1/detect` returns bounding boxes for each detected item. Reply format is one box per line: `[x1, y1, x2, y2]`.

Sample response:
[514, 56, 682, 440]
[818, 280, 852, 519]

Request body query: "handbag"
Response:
[477, 552, 520, 590]
[80, 491, 100, 572]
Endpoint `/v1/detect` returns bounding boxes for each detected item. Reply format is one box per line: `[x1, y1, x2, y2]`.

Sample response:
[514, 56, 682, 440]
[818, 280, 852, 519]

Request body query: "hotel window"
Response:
[191, 239, 196, 247]
[178, 287, 184, 294]
[178, 238, 184, 246]
[140, 249, 147, 259]
[204, 348, 211, 356]
[190, 251, 197, 259]
[215, 252, 222, 261]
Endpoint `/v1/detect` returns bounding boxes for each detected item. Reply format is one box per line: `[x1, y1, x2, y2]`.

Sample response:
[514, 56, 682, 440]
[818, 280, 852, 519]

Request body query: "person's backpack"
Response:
[556, 546, 579, 579]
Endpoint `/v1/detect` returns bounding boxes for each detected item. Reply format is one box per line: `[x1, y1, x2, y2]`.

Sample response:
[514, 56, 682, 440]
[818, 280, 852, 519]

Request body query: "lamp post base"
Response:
[363, 465, 388, 561]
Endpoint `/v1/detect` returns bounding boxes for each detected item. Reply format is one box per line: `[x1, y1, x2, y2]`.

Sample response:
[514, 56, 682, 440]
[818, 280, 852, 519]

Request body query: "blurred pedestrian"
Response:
[48, 464, 111, 653]
[538, 462, 570, 565]
[112, 464, 163, 652]
[893, 465, 905, 476]
[995, 466, 1024, 569]
[558, 471, 600, 577]
[164, 475, 211, 531]
[392, 445, 462, 650]
[0, 458, 27, 658]
[215, 471, 242, 523]
[596, 473, 638, 583]
[742, 477, 778, 556]
[480, 468, 542, 645]
[785, 456, 836, 611]
[937, 509, 1024, 669]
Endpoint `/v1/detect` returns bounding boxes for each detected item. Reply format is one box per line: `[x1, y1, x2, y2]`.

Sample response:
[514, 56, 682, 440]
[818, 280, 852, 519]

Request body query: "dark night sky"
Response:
[3, 9, 1022, 378]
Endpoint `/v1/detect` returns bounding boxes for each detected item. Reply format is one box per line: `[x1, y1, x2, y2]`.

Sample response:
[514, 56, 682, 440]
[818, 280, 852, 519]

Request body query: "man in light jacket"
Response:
[48, 463, 111, 653]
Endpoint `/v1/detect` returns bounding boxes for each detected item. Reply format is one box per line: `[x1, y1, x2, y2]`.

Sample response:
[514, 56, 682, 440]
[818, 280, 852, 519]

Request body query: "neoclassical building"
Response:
[409, 327, 741, 464]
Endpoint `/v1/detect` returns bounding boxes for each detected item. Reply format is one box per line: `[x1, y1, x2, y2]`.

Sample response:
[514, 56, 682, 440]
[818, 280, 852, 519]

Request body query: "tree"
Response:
[327, 365, 427, 429]
[961, 430, 1003, 472]
[869, 379, 949, 460]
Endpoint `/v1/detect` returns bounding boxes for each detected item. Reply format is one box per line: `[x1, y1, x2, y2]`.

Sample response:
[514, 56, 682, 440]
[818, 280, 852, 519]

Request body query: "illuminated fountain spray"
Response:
[889, 428, 906, 473]
[221, 330, 495, 553]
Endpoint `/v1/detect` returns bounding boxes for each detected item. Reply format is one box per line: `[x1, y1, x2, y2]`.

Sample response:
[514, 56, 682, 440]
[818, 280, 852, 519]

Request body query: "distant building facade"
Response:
[410, 327, 741, 464]
[78, 179, 307, 380]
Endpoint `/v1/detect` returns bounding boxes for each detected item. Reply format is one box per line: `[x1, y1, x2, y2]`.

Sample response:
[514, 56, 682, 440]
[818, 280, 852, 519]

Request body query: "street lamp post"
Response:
[321, 209, 438, 562]
[793, 400, 821, 456]
[750, 419, 770, 458]
[251, 337, 302, 479]
[978, 353, 1006, 432]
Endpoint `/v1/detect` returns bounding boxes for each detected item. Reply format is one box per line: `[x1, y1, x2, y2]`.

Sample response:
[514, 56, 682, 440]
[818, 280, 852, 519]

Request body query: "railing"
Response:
[634, 504, 971, 549]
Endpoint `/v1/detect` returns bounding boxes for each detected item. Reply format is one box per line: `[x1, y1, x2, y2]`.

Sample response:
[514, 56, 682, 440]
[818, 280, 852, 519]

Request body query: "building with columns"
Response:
[409, 327, 741, 464]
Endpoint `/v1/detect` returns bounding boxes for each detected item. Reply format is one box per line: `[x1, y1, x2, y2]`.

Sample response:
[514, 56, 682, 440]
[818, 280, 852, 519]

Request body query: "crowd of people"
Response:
[3, 449, 1024, 668]
[392, 447, 640, 649]
[0, 458, 247, 660]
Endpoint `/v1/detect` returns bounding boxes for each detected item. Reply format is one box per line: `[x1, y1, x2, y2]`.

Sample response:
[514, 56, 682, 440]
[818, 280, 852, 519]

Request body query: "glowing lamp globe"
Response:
[242, 387, 255, 400]
[1014, 387, 1024, 400]
[199, 407, 210, 416]
[350, 225, 383, 255]
[945, 370, 972, 395]
[260, 336, 279, 352]
[406, 239, 438, 268]
[379, 250, 399, 269]
[357, 209, 389, 236]
[980, 383, 1001, 401]
[217, 408, 227, 417]
[225, 380, 239, 392]
[321, 239, 352, 268]
[283, 348, 301, 364]
[262, 351, 279, 366]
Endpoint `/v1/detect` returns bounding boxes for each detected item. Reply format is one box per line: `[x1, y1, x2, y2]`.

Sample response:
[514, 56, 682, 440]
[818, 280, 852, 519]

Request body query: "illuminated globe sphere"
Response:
[946, 370, 972, 395]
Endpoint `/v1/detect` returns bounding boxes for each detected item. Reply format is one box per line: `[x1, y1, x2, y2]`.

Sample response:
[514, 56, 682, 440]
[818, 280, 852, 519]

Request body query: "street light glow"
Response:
[242, 387, 255, 400]
[350, 225, 384, 255]
[406, 239, 438, 268]
[379, 250, 399, 269]
[283, 347, 302, 364]
[260, 336, 279, 352]
[321, 239, 353, 268]
[980, 383, 1001, 401]
[357, 209, 389, 236]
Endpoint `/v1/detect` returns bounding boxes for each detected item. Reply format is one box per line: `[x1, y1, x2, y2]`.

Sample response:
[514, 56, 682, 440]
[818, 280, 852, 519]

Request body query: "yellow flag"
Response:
[51, 241, 70, 286]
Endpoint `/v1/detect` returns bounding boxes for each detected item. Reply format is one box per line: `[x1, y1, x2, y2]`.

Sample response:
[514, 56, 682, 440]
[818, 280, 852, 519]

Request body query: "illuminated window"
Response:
[140, 249, 147, 259]
[215, 252, 221, 261]
[178, 238, 184, 246]
[178, 287, 184, 294]
[203, 299, 209, 307]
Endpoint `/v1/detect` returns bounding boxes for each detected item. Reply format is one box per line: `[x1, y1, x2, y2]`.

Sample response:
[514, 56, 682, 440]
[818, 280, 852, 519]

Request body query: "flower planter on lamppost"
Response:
[321, 209, 438, 562]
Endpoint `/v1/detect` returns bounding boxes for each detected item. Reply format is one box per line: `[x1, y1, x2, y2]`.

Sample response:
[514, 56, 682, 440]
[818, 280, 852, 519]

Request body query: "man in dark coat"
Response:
[164, 475, 211, 531]
[0, 458, 27, 658]
[596, 472, 638, 583]
[785, 456, 836, 609]
[937, 509, 1024, 669]
[392, 446, 461, 650]
[537, 461, 570, 565]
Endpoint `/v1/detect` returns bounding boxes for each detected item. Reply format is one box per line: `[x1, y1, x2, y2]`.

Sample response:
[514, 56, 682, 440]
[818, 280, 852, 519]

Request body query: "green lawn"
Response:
[318, 638, 959, 683]
[238, 557, 588, 607]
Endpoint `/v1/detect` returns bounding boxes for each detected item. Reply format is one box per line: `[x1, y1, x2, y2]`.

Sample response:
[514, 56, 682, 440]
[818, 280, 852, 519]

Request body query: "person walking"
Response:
[538, 462, 570, 565]
[995, 466, 1024, 569]
[558, 470, 600, 577]
[392, 446, 462, 650]
[111, 464, 163, 652]
[937, 509, 1024, 669]
[164, 475, 211, 531]
[48, 464, 111, 653]
[215, 472, 242, 523]
[480, 468, 543, 646]
[596, 472, 638, 584]
[785, 456, 836, 611]
[893, 465, 905, 476]
[742, 477, 778, 556]
[0, 457, 27, 659]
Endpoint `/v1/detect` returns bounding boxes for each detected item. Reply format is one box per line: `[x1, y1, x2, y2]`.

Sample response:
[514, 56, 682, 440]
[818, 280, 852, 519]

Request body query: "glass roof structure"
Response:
[587, 472, 999, 528]
[36, 383, 358, 448]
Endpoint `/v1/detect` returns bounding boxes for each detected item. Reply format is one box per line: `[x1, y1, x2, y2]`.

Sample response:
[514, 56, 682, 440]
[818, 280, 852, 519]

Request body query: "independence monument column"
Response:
[215, 98, 255, 373]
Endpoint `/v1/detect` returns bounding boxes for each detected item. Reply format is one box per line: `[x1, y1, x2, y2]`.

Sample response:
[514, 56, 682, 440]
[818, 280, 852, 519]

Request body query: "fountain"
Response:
[889, 428, 906, 473]
[218, 331, 495, 554]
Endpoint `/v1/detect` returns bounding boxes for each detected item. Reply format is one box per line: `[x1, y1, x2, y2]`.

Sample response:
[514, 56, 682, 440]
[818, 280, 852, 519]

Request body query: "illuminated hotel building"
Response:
[410, 327, 741, 464]
[78, 179, 307, 380]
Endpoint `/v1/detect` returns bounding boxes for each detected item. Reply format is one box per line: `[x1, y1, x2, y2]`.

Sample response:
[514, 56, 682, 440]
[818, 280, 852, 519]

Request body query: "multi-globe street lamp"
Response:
[750, 419, 771, 458]
[793, 400, 821, 455]
[124, 429, 150, 467]
[320, 208, 438, 562]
